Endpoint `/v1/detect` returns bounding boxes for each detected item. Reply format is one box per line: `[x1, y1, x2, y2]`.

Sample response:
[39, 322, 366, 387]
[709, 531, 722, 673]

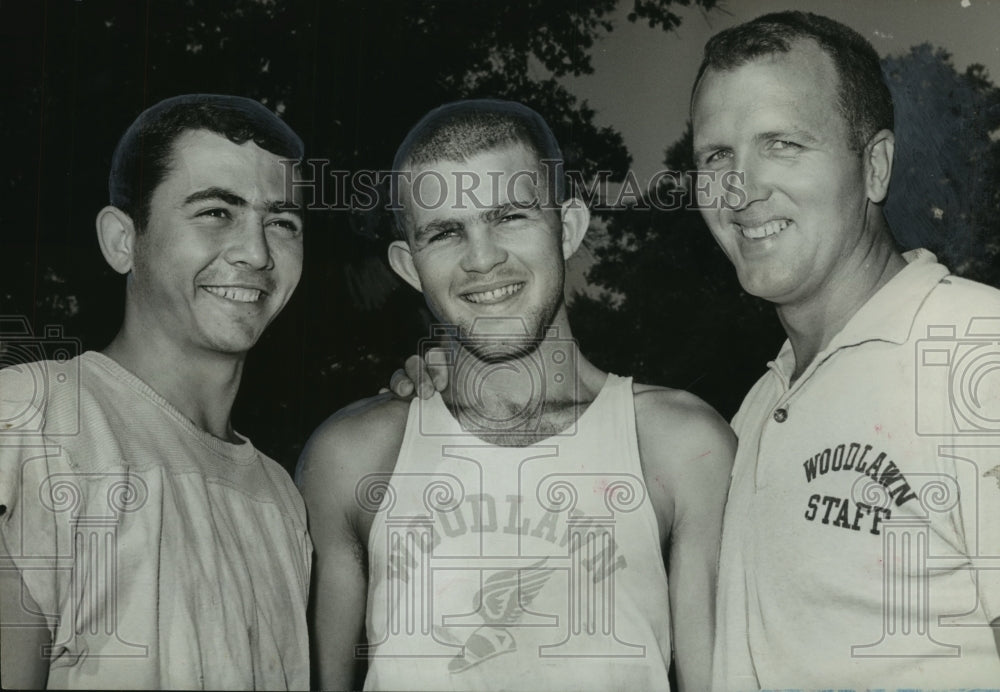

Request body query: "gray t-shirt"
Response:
[0, 352, 311, 689]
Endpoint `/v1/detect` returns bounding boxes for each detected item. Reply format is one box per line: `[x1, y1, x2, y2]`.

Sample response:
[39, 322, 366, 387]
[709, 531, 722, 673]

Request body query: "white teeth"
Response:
[204, 286, 263, 303]
[464, 283, 523, 304]
[739, 219, 789, 239]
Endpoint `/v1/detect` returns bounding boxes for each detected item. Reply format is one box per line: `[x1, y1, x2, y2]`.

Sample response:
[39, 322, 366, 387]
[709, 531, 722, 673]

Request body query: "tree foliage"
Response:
[883, 44, 1000, 284]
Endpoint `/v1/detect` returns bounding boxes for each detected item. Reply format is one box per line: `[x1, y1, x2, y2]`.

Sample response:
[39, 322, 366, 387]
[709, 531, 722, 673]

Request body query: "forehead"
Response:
[401, 144, 544, 217]
[692, 40, 845, 143]
[159, 128, 296, 200]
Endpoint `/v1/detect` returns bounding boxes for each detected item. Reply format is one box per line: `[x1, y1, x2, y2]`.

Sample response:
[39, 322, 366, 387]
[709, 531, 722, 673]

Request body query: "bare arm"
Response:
[0, 542, 51, 689]
[304, 512, 367, 689]
[299, 428, 370, 690]
[635, 388, 735, 692]
[297, 395, 408, 690]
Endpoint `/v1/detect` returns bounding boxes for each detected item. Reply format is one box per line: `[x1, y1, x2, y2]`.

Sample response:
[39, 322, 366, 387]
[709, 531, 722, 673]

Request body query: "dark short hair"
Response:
[109, 94, 304, 230]
[692, 11, 894, 151]
[391, 99, 565, 238]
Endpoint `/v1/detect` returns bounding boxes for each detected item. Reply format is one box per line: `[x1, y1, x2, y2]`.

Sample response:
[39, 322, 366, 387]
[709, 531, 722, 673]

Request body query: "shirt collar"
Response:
[768, 248, 949, 380]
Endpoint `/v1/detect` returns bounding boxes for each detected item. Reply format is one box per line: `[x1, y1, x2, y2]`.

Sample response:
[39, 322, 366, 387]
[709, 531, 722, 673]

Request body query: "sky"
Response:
[560, 0, 1000, 183]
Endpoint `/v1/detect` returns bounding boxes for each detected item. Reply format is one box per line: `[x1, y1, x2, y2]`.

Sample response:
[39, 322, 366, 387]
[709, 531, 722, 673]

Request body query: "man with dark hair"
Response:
[0, 94, 310, 689]
[108, 94, 306, 232]
[298, 99, 734, 691]
[690, 11, 1000, 689]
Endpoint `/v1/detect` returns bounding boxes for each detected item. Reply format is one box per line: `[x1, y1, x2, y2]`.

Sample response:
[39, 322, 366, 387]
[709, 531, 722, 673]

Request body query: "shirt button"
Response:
[773, 408, 788, 423]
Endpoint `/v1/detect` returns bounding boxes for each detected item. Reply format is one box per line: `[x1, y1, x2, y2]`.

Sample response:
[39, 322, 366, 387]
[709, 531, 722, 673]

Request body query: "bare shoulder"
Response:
[632, 382, 735, 459]
[301, 393, 410, 463]
[631, 383, 735, 532]
[296, 394, 411, 526]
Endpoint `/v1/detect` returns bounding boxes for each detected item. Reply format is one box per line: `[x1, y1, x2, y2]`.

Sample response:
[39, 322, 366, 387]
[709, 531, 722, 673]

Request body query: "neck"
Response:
[778, 224, 905, 381]
[102, 322, 245, 442]
[442, 313, 606, 443]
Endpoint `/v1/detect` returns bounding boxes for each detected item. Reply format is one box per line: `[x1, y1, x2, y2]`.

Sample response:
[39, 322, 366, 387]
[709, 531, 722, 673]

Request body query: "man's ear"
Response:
[865, 129, 894, 204]
[387, 240, 423, 292]
[559, 198, 590, 260]
[96, 206, 137, 275]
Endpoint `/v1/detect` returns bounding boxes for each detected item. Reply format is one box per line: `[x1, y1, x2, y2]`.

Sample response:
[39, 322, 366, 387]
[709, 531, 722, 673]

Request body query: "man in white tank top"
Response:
[298, 100, 734, 691]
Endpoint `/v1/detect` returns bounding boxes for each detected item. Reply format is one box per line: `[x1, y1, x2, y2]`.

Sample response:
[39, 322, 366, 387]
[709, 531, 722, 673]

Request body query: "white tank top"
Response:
[362, 374, 672, 691]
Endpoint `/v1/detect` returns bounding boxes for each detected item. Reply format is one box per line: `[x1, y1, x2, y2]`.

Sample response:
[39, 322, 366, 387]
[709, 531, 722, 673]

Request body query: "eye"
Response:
[198, 208, 231, 220]
[769, 139, 802, 152]
[268, 217, 302, 234]
[429, 229, 457, 242]
[499, 212, 526, 223]
[703, 149, 732, 166]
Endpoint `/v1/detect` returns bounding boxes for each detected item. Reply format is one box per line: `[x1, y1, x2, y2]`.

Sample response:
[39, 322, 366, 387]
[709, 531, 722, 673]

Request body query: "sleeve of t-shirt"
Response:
[0, 365, 74, 627]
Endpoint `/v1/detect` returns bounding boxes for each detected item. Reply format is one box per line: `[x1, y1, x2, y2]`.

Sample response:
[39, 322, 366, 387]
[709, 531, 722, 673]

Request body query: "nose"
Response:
[731, 151, 771, 211]
[460, 227, 508, 274]
[225, 216, 273, 270]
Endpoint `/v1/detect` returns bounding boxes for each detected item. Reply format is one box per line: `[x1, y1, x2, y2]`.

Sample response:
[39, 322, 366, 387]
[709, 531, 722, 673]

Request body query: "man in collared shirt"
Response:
[691, 11, 1000, 689]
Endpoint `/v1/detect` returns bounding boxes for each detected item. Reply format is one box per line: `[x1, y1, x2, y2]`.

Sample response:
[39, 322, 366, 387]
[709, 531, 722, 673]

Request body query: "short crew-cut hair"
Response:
[391, 99, 565, 237]
[109, 93, 304, 230]
[693, 11, 894, 151]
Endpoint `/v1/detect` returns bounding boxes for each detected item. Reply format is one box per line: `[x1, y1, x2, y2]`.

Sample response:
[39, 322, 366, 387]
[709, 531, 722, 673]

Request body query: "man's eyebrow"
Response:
[183, 188, 302, 216]
[183, 187, 247, 207]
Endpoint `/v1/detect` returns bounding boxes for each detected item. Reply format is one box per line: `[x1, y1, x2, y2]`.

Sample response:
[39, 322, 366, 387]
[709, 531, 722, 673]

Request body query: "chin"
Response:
[736, 265, 791, 298]
[461, 337, 541, 363]
[202, 331, 262, 356]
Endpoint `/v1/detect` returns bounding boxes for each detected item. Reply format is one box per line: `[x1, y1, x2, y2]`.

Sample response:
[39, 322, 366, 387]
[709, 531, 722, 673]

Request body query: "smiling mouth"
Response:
[202, 286, 266, 303]
[462, 282, 525, 304]
[736, 219, 790, 240]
